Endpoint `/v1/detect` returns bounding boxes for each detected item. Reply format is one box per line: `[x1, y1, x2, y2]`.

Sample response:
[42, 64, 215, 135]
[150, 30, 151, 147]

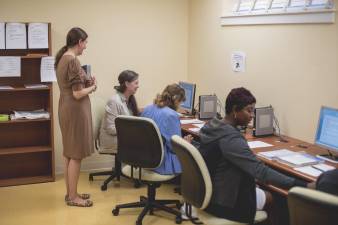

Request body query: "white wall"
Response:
[0, 0, 188, 173]
[188, 0, 338, 143]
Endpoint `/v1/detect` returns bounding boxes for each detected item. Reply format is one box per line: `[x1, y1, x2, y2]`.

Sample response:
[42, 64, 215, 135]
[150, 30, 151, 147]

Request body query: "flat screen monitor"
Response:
[315, 106, 338, 163]
[178, 81, 196, 115]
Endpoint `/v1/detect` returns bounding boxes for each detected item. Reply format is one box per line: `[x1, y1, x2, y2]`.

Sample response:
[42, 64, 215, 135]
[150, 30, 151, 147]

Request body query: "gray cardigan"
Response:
[99, 92, 131, 151]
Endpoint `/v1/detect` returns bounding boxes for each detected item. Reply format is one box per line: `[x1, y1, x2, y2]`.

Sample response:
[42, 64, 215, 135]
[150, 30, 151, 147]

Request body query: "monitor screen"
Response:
[315, 106, 338, 153]
[178, 81, 196, 114]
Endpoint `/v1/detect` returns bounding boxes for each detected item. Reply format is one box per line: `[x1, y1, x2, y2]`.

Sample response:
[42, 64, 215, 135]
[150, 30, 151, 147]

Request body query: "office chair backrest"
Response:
[115, 115, 164, 169]
[91, 97, 106, 145]
[171, 135, 212, 209]
[288, 187, 338, 225]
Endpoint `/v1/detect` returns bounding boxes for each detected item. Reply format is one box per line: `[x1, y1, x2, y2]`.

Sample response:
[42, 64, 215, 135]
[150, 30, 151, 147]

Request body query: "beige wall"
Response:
[188, 0, 338, 143]
[0, 0, 188, 173]
[2, 0, 338, 173]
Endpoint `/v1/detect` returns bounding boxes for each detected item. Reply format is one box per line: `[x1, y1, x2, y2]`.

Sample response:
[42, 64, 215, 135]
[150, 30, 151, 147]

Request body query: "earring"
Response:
[234, 113, 237, 119]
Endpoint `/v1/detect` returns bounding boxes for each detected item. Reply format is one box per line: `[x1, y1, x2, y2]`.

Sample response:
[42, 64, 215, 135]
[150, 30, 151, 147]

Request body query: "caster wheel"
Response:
[112, 208, 119, 216]
[101, 184, 107, 191]
[136, 220, 142, 225]
[134, 180, 141, 188]
[175, 216, 182, 224]
[176, 203, 182, 209]
[89, 175, 93, 181]
[149, 209, 154, 215]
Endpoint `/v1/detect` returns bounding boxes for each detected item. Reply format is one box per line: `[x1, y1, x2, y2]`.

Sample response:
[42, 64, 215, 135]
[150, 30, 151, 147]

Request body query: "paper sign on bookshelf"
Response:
[0, 56, 21, 77]
[5, 23, 27, 49]
[40, 56, 56, 82]
[0, 23, 5, 49]
[28, 23, 48, 49]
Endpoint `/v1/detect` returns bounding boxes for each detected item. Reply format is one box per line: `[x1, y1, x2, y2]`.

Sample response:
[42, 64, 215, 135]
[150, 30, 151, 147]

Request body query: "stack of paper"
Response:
[248, 141, 273, 149]
[257, 149, 295, 160]
[11, 109, 50, 120]
[180, 119, 205, 125]
[294, 166, 323, 177]
[277, 153, 323, 167]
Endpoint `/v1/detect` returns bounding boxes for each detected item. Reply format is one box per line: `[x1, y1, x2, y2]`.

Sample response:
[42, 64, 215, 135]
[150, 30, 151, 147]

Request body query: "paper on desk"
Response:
[294, 166, 322, 177]
[312, 163, 335, 172]
[180, 119, 205, 124]
[189, 128, 201, 133]
[248, 141, 273, 149]
[277, 153, 322, 167]
[193, 123, 205, 129]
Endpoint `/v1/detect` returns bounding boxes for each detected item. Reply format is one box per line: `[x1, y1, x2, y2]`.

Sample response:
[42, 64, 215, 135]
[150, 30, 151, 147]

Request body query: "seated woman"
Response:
[141, 84, 192, 175]
[99, 70, 139, 150]
[198, 87, 309, 224]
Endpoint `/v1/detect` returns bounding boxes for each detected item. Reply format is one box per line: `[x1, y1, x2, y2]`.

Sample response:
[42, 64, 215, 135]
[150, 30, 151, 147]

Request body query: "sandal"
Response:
[66, 199, 93, 207]
[65, 193, 90, 202]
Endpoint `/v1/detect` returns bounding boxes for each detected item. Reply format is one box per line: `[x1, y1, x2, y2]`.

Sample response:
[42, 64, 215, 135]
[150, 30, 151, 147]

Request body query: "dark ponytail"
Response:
[114, 70, 140, 116]
[54, 27, 88, 69]
[54, 46, 67, 68]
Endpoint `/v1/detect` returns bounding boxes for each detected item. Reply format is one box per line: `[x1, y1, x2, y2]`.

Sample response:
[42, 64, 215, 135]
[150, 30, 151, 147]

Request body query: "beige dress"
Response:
[56, 55, 94, 159]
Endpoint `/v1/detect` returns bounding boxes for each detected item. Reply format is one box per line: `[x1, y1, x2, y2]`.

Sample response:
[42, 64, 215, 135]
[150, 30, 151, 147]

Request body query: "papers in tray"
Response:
[293, 163, 335, 177]
[11, 109, 50, 120]
[277, 152, 323, 167]
[258, 149, 323, 167]
[257, 149, 295, 160]
[294, 166, 323, 177]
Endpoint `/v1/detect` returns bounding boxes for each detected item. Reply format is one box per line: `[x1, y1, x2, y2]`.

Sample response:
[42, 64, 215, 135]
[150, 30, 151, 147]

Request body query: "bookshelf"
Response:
[0, 22, 54, 186]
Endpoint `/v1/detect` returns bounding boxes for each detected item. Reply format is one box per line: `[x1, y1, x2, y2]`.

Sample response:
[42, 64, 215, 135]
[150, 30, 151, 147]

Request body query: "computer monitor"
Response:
[315, 106, 338, 164]
[253, 106, 274, 137]
[178, 81, 196, 115]
[199, 95, 217, 119]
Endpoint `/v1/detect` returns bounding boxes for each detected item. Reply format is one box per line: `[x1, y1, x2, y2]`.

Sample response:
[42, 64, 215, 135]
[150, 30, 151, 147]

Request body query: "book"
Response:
[81, 65, 91, 80]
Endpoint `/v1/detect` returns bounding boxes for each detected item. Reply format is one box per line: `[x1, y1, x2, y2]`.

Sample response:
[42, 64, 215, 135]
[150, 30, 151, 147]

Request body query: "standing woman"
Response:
[55, 27, 97, 207]
[99, 70, 140, 151]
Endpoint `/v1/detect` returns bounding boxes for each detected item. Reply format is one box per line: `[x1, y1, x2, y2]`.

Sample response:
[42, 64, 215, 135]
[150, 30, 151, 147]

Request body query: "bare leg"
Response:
[68, 158, 86, 204]
[64, 156, 70, 196]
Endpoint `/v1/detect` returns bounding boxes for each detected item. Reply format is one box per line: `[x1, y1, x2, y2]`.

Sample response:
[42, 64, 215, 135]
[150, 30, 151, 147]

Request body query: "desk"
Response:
[181, 120, 338, 196]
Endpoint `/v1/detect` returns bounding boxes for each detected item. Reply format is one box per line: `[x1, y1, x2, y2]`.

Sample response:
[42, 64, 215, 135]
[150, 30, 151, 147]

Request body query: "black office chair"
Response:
[171, 135, 267, 225]
[288, 187, 338, 225]
[112, 115, 182, 225]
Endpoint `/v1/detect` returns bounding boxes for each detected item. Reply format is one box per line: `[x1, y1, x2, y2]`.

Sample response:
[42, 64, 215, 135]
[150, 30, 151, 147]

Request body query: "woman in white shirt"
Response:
[99, 70, 139, 150]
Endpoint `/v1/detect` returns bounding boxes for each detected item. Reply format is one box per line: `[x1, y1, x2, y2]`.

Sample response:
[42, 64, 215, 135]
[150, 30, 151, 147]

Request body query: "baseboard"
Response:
[55, 159, 115, 175]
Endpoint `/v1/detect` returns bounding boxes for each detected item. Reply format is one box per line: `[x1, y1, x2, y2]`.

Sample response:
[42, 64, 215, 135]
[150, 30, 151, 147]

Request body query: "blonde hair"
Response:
[154, 84, 186, 110]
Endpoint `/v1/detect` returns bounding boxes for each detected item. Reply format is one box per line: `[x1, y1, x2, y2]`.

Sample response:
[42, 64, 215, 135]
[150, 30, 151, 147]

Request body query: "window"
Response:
[221, 0, 335, 25]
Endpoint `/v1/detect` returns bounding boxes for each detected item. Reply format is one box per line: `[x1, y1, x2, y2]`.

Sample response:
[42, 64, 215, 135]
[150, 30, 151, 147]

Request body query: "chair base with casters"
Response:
[89, 153, 121, 191]
[112, 166, 183, 225]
